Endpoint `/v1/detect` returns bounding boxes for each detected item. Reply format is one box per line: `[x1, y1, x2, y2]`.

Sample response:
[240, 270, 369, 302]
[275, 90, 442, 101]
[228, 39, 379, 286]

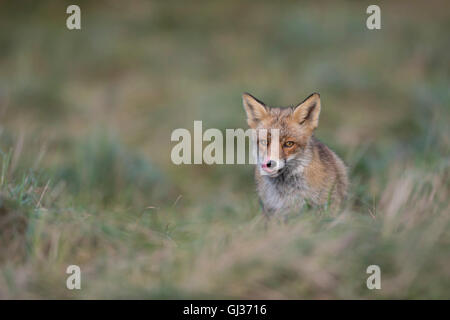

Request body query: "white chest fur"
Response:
[257, 165, 313, 216]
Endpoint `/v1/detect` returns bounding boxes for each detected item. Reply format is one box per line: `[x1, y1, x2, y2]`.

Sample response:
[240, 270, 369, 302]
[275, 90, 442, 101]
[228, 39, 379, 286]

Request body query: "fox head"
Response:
[242, 92, 321, 177]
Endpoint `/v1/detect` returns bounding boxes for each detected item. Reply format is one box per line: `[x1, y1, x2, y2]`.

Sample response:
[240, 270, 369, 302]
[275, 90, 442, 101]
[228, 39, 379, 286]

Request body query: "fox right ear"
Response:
[293, 93, 321, 132]
[242, 93, 268, 128]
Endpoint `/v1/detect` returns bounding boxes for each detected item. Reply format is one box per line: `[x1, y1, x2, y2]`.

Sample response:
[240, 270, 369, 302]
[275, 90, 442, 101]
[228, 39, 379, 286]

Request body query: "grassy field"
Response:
[0, 1, 449, 299]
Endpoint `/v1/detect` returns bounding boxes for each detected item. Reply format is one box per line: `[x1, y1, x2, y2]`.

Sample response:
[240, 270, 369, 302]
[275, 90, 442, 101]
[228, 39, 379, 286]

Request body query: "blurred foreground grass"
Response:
[0, 1, 449, 298]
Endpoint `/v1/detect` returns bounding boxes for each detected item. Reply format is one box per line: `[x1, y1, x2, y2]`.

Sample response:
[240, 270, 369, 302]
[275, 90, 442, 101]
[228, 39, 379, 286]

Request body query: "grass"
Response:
[0, 1, 449, 299]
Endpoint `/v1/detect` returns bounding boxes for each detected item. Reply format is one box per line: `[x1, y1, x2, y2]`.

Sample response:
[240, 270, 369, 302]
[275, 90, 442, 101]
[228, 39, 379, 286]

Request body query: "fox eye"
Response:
[283, 141, 295, 148]
[259, 139, 268, 146]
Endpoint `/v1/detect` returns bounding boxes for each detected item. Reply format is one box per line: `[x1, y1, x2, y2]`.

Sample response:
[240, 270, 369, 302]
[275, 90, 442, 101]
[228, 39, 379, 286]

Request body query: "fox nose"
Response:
[265, 160, 277, 169]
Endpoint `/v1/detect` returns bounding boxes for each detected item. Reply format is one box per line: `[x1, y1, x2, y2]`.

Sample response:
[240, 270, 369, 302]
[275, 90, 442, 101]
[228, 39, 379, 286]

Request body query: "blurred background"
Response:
[0, 1, 449, 299]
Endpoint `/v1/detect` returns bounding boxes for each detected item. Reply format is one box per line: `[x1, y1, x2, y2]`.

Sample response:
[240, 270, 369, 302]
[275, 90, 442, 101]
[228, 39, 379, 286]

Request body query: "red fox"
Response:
[243, 92, 348, 217]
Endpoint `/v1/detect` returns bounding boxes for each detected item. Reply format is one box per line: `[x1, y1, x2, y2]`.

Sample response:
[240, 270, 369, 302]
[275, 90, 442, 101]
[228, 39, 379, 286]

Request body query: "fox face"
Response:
[243, 92, 321, 177]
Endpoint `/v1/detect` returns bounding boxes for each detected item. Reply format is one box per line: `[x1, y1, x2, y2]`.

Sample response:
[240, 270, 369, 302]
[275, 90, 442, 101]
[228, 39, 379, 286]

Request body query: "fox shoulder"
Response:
[307, 138, 348, 202]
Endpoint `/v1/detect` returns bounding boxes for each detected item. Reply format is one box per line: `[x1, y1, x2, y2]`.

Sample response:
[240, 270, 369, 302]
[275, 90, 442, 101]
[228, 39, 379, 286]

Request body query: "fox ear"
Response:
[242, 93, 268, 128]
[293, 93, 321, 131]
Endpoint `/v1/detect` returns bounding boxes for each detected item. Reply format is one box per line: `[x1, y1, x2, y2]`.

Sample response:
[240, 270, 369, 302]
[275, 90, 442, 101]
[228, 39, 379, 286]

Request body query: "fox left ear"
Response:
[293, 93, 321, 131]
[242, 93, 268, 128]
